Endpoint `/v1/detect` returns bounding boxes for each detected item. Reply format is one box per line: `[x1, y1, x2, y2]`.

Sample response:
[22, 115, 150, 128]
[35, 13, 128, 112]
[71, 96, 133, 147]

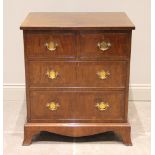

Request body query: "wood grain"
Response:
[79, 31, 130, 59]
[21, 12, 134, 145]
[29, 90, 125, 123]
[28, 61, 77, 87]
[28, 61, 127, 88]
[25, 31, 76, 59]
[20, 12, 135, 30]
[77, 61, 127, 87]
[23, 122, 132, 145]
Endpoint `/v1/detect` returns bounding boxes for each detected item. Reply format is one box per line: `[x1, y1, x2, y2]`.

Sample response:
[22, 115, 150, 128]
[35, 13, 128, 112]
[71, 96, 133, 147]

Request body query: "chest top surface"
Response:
[20, 12, 135, 30]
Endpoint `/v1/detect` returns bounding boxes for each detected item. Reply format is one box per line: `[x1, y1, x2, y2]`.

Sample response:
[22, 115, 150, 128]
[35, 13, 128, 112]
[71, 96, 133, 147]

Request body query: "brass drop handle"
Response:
[96, 102, 109, 111]
[46, 70, 59, 80]
[96, 70, 110, 80]
[44, 41, 58, 51]
[46, 102, 59, 111]
[97, 41, 111, 51]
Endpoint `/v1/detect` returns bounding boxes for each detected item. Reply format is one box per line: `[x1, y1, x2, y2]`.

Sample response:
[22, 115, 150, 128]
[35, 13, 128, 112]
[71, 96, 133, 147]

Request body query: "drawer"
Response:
[28, 61, 77, 87]
[79, 32, 130, 59]
[30, 90, 125, 123]
[28, 61, 126, 88]
[25, 31, 76, 59]
[77, 61, 127, 87]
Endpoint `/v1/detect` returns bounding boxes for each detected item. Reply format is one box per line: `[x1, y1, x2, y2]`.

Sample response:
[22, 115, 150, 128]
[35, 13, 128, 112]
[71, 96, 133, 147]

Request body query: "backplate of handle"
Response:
[46, 70, 59, 80]
[46, 102, 59, 111]
[96, 70, 110, 80]
[45, 41, 58, 51]
[96, 102, 109, 111]
[97, 41, 111, 51]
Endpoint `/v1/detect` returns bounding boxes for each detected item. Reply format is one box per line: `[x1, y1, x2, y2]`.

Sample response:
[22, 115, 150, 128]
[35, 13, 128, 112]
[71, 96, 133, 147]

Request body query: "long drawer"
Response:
[30, 90, 125, 123]
[28, 61, 127, 88]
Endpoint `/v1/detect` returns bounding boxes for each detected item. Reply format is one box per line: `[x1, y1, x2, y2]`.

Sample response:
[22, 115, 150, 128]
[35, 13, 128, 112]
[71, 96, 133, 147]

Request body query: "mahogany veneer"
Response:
[20, 12, 135, 145]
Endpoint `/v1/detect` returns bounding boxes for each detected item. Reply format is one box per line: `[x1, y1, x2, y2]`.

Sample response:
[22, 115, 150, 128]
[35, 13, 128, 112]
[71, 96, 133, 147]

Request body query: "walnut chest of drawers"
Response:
[20, 12, 135, 145]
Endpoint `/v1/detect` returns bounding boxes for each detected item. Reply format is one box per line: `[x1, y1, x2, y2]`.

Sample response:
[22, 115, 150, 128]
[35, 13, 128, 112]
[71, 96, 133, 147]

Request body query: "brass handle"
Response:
[46, 102, 59, 111]
[97, 41, 111, 51]
[96, 102, 109, 111]
[97, 70, 110, 80]
[44, 41, 58, 51]
[46, 70, 58, 79]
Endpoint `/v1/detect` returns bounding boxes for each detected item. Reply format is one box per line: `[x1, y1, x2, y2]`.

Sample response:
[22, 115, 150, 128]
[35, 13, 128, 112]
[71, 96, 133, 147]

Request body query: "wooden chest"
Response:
[20, 12, 135, 145]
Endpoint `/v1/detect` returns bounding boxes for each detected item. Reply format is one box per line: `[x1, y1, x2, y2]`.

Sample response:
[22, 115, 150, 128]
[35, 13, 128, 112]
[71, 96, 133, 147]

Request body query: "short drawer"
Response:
[28, 61, 77, 87]
[77, 61, 127, 87]
[30, 90, 125, 123]
[25, 31, 76, 59]
[79, 32, 130, 59]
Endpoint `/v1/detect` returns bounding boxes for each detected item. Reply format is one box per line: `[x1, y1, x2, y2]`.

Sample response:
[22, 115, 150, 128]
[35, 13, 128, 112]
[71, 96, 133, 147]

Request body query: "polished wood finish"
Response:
[23, 123, 132, 145]
[79, 31, 130, 59]
[25, 31, 76, 59]
[77, 61, 127, 87]
[28, 61, 126, 87]
[28, 61, 77, 87]
[20, 12, 135, 30]
[29, 90, 125, 123]
[21, 12, 135, 145]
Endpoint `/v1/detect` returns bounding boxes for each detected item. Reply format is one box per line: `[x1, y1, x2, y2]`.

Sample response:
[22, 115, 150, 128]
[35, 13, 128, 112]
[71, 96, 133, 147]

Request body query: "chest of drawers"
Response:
[20, 12, 135, 145]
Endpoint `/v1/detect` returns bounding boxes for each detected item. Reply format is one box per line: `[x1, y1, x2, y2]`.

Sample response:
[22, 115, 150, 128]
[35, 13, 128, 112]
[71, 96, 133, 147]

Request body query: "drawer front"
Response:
[30, 90, 125, 123]
[79, 32, 130, 59]
[28, 61, 126, 87]
[28, 61, 77, 87]
[25, 31, 76, 59]
[77, 61, 127, 87]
